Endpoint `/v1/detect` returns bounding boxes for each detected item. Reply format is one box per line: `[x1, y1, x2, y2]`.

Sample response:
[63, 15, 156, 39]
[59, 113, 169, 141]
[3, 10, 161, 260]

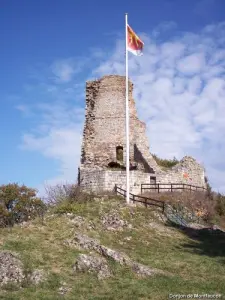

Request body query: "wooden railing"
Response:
[114, 185, 196, 227]
[115, 185, 165, 213]
[141, 183, 206, 194]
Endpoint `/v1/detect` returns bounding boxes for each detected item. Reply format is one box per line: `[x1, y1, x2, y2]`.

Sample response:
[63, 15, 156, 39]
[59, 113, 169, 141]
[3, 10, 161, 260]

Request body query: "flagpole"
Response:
[125, 13, 130, 205]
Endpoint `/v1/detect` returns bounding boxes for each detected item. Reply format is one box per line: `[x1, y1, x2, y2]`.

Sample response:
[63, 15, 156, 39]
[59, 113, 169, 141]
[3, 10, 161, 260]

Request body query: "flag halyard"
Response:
[127, 24, 144, 56]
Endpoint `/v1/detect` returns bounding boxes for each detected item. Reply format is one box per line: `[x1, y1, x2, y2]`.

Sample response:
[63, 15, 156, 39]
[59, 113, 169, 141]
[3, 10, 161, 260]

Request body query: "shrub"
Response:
[152, 154, 179, 168]
[215, 193, 225, 216]
[0, 183, 46, 227]
[44, 183, 95, 207]
[143, 189, 223, 225]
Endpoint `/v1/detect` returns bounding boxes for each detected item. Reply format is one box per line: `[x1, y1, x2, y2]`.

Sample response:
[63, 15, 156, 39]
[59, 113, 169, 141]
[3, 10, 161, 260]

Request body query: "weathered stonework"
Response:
[78, 75, 206, 194]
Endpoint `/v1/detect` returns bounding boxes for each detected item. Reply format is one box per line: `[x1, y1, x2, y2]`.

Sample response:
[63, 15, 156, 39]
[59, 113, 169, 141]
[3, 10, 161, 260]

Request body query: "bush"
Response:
[0, 183, 46, 227]
[215, 193, 225, 216]
[143, 189, 225, 226]
[44, 183, 95, 207]
[152, 154, 179, 168]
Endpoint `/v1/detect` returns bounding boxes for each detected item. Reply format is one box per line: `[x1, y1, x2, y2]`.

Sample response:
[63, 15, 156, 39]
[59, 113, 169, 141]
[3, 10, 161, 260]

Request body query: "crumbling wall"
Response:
[80, 75, 158, 172]
[156, 156, 206, 187]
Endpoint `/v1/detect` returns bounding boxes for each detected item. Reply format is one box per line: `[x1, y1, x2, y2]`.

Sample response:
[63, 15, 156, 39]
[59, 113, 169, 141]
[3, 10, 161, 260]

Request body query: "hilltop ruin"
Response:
[78, 75, 206, 194]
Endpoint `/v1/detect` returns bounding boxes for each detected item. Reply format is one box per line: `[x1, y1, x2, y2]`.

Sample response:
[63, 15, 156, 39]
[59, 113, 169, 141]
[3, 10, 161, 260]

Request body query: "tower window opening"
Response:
[116, 146, 123, 161]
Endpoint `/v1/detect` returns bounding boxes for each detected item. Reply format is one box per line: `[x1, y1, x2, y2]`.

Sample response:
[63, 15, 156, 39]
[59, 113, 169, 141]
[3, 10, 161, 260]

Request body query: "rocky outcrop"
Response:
[0, 251, 46, 287]
[66, 234, 167, 278]
[73, 254, 112, 279]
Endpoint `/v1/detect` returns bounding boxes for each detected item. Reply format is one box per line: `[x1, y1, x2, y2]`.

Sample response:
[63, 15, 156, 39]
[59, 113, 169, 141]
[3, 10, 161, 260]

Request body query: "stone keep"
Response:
[78, 75, 206, 194]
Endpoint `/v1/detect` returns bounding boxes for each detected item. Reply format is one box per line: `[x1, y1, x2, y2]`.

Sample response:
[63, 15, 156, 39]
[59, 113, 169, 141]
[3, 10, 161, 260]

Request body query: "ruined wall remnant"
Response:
[80, 75, 157, 171]
[78, 75, 206, 193]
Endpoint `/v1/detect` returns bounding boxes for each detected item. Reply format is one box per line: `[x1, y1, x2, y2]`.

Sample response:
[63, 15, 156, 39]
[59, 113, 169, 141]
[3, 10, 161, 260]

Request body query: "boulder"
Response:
[73, 254, 112, 279]
[0, 251, 25, 286]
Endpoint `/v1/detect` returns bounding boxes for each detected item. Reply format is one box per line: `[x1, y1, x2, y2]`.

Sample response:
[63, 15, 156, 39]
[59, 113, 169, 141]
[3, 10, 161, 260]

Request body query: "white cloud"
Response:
[177, 53, 205, 74]
[19, 22, 225, 193]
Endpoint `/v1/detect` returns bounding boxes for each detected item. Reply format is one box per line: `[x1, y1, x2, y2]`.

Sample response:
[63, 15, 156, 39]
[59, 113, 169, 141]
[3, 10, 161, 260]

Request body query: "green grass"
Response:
[0, 198, 225, 300]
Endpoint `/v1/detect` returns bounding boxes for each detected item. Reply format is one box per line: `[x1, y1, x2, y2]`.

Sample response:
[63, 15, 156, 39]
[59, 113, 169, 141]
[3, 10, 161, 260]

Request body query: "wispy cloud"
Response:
[18, 21, 225, 193]
[15, 104, 32, 116]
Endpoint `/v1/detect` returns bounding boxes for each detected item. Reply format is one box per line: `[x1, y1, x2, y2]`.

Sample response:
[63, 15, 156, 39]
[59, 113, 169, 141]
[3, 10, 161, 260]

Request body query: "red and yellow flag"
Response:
[127, 24, 144, 56]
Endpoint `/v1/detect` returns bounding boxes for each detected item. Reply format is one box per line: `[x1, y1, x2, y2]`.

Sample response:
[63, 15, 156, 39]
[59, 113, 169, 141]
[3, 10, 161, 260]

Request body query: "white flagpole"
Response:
[125, 13, 130, 205]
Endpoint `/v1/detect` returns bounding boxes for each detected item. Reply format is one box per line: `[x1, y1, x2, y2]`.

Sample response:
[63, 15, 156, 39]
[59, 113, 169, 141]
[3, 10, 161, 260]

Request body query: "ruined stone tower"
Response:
[80, 75, 157, 172]
[78, 75, 206, 193]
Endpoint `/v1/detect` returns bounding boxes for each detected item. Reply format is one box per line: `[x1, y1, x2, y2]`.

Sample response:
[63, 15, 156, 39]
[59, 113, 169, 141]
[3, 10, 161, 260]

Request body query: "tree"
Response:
[0, 183, 45, 227]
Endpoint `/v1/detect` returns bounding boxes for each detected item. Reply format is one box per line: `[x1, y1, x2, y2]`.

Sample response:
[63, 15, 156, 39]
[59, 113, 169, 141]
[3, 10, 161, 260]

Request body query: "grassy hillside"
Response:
[0, 196, 225, 300]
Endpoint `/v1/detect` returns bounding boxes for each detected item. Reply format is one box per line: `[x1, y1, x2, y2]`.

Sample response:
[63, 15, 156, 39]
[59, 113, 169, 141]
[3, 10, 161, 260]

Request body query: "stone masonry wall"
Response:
[79, 167, 152, 195]
[79, 155, 206, 195]
[156, 156, 206, 187]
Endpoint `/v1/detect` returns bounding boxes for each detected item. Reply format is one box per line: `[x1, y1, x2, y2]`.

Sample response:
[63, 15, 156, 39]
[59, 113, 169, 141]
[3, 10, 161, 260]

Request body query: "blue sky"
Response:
[1, 0, 225, 194]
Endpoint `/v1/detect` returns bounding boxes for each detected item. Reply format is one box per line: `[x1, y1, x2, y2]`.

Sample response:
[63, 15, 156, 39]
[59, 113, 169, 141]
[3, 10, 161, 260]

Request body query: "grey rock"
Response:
[98, 246, 131, 265]
[101, 211, 131, 231]
[73, 254, 112, 279]
[69, 215, 96, 230]
[130, 262, 165, 277]
[70, 216, 85, 227]
[72, 234, 131, 265]
[28, 269, 46, 285]
[58, 282, 72, 295]
[68, 234, 165, 277]
[0, 251, 25, 286]
[72, 234, 99, 250]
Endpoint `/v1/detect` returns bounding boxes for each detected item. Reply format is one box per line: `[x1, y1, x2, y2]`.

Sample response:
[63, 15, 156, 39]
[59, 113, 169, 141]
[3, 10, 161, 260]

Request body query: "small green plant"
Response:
[152, 154, 179, 168]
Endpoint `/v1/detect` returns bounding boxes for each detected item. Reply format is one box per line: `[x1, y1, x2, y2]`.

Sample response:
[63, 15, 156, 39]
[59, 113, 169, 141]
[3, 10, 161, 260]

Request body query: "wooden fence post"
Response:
[158, 184, 160, 193]
[145, 198, 147, 208]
